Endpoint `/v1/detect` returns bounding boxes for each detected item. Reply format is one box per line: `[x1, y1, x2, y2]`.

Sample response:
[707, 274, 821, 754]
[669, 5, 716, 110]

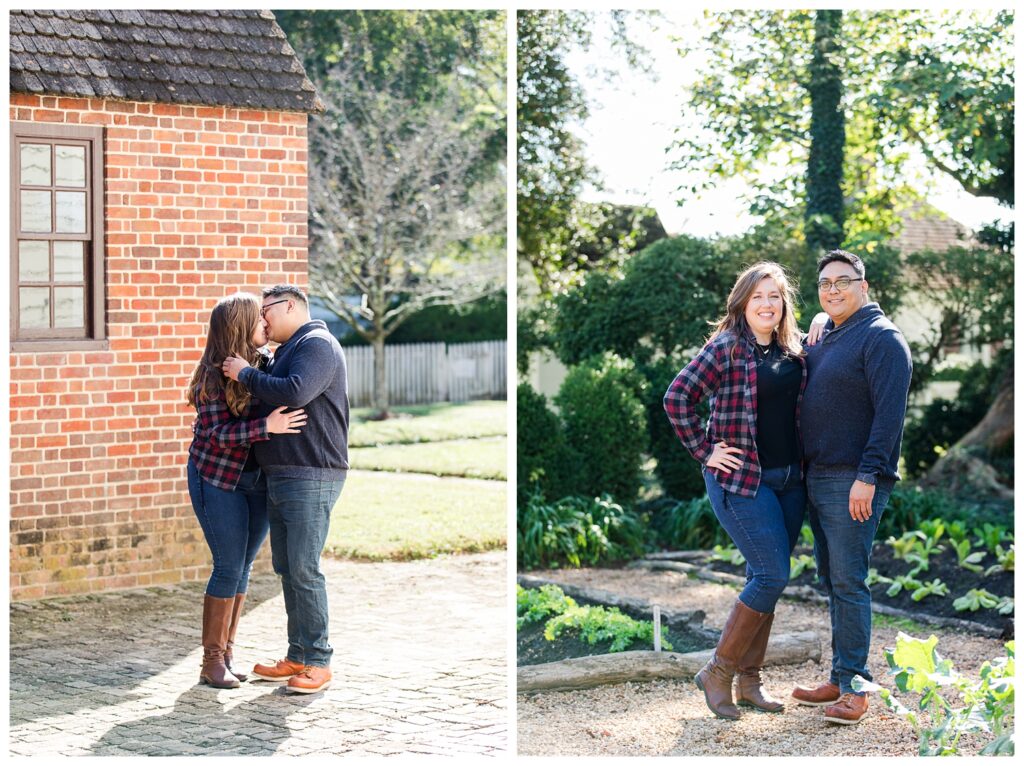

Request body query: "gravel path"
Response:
[517, 567, 1010, 757]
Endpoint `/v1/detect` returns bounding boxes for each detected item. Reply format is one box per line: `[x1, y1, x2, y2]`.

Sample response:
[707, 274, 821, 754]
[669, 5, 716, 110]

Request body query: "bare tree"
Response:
[307, 57, 505, 416]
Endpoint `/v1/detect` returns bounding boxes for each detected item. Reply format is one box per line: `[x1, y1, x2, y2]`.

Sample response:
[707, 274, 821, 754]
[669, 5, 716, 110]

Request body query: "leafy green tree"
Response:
[517, 10, 656, 295]
[674, 9, 1012, 244]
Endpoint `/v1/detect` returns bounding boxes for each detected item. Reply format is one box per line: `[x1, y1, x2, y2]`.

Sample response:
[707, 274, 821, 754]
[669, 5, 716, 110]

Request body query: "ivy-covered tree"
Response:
[805, 9, 845, 252]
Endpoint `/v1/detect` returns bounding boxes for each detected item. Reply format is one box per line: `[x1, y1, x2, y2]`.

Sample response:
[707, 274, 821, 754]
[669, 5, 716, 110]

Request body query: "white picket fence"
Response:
[345, 340, 507, 407]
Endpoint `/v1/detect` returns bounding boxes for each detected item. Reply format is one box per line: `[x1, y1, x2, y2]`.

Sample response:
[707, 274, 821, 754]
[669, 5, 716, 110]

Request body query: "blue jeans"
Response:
[806, 472, 893, 695]
[266, 475, 345, 668]
[187, 459, 270, 599]
[703, 462, 806, 614]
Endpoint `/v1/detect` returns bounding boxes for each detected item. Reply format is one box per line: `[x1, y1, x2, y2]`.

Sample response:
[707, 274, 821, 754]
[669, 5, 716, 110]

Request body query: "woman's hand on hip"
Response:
[705, 441, 744, 474]
[266, 406, 307, 435]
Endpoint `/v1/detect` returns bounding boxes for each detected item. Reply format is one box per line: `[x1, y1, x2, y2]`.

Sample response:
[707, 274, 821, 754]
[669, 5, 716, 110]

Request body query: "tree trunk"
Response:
[921, 365, 1013, 499]
[372, 333, 389, 416]
[805, 9, 846, 253]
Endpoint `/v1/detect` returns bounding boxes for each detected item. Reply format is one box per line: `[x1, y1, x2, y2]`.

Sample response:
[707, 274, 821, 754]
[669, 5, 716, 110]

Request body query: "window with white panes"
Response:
[11, 122, 105, 344]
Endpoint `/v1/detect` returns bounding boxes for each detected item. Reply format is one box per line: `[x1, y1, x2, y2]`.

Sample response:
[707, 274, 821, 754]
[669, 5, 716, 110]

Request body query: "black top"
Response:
[754, 340, 802, 469]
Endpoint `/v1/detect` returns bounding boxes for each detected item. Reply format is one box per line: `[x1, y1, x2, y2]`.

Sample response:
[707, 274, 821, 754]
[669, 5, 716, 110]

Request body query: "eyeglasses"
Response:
[260, 299, 289, 318]
[817, 277, 864, 292]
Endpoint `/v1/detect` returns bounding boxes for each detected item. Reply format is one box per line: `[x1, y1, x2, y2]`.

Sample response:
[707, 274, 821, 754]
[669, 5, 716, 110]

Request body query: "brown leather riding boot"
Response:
[735, 612, 785, 712]
[694, 600, 771, 720]
[199, 595, 240, 689]
[224, 593, 247, 682]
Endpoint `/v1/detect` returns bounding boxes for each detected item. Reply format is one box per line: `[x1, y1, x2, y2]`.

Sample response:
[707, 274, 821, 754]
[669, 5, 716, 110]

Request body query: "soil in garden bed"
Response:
[517, 618, 717, 667]
[705, 543, 1014, 633]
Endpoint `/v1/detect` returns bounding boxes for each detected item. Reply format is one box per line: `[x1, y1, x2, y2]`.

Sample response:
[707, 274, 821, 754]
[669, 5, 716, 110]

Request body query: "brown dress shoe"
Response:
[791, 681, 840, 706]
[735, 612, 784, 712]
[824, 692, 869, 724]
[251, 658, 306, 682]
[199, 594, 240, 689]
[224, 593, 247, 682]
[694, 600, 772, 720]
[287, 665, 332, 694]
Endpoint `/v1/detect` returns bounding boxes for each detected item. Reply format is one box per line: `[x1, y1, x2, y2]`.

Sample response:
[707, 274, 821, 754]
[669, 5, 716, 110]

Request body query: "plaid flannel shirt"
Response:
[188, 390, 270, 491]
[663, 329, 807, 498]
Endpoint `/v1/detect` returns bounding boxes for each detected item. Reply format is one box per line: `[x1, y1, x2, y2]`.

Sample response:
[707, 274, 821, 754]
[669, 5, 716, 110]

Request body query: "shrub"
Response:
[640, 358, 709, 501]
[516, 383, 579, 505]
[516, 493, 646, 570]
[549, 235, 739, 367]
[646, 495, 731, 551]
[555, 353, 648, 504]
[878, 484, 1012, 540]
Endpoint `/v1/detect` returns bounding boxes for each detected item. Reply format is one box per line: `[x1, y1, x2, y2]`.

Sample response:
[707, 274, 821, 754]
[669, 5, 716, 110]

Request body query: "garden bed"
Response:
[516, 575, 821, 693]
[517, 610, 715, 666]
[697, 541, 1014, 636]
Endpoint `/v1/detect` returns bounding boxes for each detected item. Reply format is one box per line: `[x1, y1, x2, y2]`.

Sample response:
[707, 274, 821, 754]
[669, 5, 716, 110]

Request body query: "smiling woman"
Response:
[663, 261, 808, 719]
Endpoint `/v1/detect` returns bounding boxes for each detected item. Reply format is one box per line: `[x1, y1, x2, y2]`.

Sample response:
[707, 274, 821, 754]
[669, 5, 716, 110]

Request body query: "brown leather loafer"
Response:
[287, 665, 331, 694]
[251, 658, 305, 682]
[824, 692, 869, 724]
[791, 681, 840, 706]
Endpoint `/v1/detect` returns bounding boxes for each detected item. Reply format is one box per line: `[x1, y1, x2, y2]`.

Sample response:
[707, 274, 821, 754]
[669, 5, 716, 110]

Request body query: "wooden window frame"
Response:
[11, 121, 106, 351]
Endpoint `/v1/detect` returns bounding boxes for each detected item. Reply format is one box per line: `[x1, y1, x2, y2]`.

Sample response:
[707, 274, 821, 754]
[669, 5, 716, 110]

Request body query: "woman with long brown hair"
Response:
[186, 292, 306, 689]
[664, 262, 810, 720]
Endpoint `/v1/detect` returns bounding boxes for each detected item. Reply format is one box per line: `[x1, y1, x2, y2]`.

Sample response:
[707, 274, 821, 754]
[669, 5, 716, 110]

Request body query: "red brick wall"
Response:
[9, 94, 310, 600]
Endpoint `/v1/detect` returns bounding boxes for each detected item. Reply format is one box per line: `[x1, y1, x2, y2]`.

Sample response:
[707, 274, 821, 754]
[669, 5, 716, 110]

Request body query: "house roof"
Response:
[9, 9, 323, 113]
[893, 201, 974, 254]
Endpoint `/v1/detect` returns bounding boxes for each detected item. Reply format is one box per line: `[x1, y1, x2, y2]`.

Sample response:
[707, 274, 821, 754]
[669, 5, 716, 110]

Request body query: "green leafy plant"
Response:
[984, 544, 1014, 577]
[945, 520, 969, 544]
[953, 588, 1000, 613]
[790, 554, 816, 579]
[910, 578, 950, 602]
[544, 604, 673, 653]
[973, 523, 1010, 556]
[708, 544, 746, 567]
[952, 538, 986, 573]
[517, 493, 646, 570]
[648, 495, 731, 551]
[799, 523, 815, 548]
[852, 634, 1015, 756]
[516, 584, 577, 629]
[994, 596, 1013, 616]
[918, 518, 945, 547]
[886, 530, 924, 560]
[886, 573, 925, 598]
[866, 567, 893, 587]
[851, 634, 1011, 753]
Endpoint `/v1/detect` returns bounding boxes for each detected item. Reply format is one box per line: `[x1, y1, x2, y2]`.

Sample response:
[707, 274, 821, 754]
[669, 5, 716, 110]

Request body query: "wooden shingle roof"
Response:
[9, 9, 323, 113]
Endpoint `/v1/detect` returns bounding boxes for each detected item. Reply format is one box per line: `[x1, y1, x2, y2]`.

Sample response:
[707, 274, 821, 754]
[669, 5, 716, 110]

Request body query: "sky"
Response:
[563, 9, 1007, 238]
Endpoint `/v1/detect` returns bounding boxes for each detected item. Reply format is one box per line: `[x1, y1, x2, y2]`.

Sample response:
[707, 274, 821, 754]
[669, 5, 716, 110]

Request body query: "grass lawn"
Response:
[327, 470, 506, 560]
[349, 400, 506, 446]
[349, 436, 507, 480]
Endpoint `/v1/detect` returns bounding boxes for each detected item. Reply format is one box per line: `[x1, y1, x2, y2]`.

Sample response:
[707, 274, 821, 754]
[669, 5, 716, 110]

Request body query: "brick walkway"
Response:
[9, 552, 507, 756]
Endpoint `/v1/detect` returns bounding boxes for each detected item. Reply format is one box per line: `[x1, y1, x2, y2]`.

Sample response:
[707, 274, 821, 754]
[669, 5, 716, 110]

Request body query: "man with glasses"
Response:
[791, 250, 912, 724]
[222, 284, 349, 694]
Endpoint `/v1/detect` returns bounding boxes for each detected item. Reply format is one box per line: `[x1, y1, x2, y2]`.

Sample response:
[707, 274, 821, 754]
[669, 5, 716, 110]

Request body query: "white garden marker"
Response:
[653, 606, 661, 652]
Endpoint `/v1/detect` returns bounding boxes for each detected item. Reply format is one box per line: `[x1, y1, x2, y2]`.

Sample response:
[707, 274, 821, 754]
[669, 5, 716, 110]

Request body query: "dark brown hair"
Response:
[186, 292, 263, 416]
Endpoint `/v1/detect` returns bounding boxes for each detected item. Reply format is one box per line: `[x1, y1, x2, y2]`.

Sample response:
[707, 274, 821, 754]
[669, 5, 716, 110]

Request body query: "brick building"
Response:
[9, 10, 322, 600]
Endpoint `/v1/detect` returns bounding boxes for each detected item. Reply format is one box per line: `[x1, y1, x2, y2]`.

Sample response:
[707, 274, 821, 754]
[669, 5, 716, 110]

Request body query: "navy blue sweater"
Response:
[800, 303, 912, 484]
[239, 320, 349, 480]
